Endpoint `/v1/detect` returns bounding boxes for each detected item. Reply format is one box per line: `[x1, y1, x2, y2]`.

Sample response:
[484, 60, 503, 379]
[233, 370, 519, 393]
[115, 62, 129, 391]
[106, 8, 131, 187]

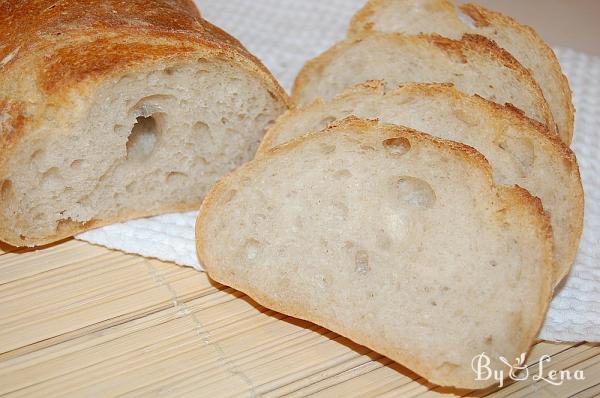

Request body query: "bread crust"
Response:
[197, 117, 555, 389]
[0, 0, 290, 246]
[459, 3, 574, 143]
[291, 32, 555, 136]
[348, 0, 574, 144]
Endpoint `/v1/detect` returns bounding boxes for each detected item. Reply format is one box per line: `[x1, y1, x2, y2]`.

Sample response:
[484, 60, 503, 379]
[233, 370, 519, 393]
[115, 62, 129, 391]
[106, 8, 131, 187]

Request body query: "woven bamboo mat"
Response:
[0, 241, 598, 397]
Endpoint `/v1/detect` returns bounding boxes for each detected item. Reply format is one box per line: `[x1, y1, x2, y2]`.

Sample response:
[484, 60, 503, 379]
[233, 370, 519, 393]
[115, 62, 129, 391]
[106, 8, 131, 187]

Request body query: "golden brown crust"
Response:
[40, 39, 196, 93]
[291, 32, 556, 135]
[0, 0, 259, 82]
[496, 184, 554, 319]
[459, 2, 490, 28]
[460, 3, 574, 143]
[1, 0, 203, 62]
[197, 116, 555, 389]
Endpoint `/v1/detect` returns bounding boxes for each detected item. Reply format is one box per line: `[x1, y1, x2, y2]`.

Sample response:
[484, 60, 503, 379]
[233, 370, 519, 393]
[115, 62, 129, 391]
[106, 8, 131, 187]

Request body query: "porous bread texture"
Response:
[349, 0, 574, 144]
[197, 118, 554, 389]
[259, 81, 583, 285]
[292, 33, 556, 137]
[0, 0, 289, 246]
[0, 59, 286, 246]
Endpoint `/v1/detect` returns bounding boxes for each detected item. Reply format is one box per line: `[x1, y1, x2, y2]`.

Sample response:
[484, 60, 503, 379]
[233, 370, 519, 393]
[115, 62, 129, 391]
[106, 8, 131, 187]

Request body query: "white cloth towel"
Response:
[78, 0, 600, 342]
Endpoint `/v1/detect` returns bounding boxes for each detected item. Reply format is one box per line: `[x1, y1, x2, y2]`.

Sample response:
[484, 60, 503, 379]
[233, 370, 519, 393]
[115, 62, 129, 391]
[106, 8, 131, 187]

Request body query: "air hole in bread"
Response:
[395, 176, 436, 209]
[129, 95, 174, 117]
[194, 68, 210, 77]
[453, 109, 480, 127]
[192, 121, 215, 149]
[56, 218, 92, 233]
[0, 179, 13, 200]
[41, 167, 62, 190]
[70, 159, 84, 169]
[166, 171, 187, 184]
[333, 169, 352, 179]
[125, 181, 135, 194]
[320, 143, 336, 154]
[355, 250, 370, 275]
[383, 137, 411, 156]
[330, 201, 349, 221]
[496, 132, 535, 177]
[394, 93, 417, 106]
[126, 116, 159, 161]
[193, 121, 210, 135]
[254, 213, 267, 223]
[30, 149, 44, 169]
[244, 238, 260, 261]
[360, 144, 376, 152]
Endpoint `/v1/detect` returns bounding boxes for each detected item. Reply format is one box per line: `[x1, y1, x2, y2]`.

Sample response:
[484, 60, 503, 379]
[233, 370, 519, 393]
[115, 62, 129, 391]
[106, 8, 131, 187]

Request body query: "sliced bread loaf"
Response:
[0, 0, 289, 246]
[292, 33, 556, 138]
[349, 0, 574, 144]
[197, 118, 554, 389]
[259, 81, 583, 285]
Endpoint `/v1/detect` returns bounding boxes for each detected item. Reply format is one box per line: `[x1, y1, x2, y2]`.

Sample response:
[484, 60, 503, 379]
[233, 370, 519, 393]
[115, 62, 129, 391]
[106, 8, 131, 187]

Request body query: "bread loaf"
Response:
[292, 33, 556, 138]
[0, 0, 289, 246]
[260, 81, 583, 285]
[349, 0, 574, 144]
[197, 117, 554, 389]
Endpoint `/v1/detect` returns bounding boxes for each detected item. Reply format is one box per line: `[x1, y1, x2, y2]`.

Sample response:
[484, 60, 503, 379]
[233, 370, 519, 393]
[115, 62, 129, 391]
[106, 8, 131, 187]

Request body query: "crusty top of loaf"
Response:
[0, 0, 244, 66]
[0, 0, 290, 160]
[0, 0, 252, 86]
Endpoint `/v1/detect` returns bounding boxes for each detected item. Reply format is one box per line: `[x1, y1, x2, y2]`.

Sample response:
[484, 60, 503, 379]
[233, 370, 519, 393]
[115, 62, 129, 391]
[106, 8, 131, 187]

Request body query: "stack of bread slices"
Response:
[197, 0, 584, 390]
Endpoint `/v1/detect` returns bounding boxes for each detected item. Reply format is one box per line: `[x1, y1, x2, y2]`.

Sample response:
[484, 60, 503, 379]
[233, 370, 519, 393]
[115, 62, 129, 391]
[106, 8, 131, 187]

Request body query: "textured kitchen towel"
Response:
[78, 0, 600, 342]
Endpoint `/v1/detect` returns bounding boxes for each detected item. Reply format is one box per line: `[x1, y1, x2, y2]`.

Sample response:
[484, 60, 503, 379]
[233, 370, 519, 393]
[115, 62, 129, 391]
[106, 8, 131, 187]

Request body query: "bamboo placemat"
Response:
[0, 241, 598, 397]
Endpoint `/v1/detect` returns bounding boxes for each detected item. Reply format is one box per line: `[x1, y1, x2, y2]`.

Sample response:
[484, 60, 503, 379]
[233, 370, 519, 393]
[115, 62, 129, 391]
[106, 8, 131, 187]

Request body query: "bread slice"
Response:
[292, 33, 557, 138]
[349, 0, 574, 144]
[197, 118, 554, 389]
[259, 81, 583, 285]
[0, 0, 290, 246]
